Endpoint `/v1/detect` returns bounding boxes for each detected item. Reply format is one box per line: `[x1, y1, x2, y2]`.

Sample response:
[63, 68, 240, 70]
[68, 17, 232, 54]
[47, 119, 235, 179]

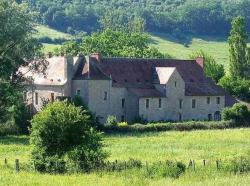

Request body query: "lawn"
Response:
[0, 129, 250, 185]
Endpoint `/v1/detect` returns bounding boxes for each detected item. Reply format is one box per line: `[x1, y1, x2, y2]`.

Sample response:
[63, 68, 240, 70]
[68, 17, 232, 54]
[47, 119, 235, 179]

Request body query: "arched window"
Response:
[214, 111, 221, 121]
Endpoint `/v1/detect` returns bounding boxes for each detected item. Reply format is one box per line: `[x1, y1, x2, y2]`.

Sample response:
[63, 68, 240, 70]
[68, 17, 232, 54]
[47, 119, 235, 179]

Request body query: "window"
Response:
[104, 91, 108, 100]
[179, 99, 183, 109]
[51, 93, 55, 102]
[159, 98, 162, 108]
[146, 99, 149, 109]
[175, 81, 177, 87]
[207, 97, 210, 104]
[122, 98, 125, 108]
[208, 114, 212, 121]
[121, 115, 125, 122]
[192, 99, 196, 108]
[35, 92, 38, 105]
[179, 113, 182, 121]
[76, 89, 81, 96]
[216, 97, 220, 104]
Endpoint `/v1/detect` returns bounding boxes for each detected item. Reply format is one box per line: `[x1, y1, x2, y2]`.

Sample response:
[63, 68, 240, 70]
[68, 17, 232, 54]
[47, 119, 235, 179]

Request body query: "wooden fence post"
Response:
[4, 158, 7, 165]
[203, 160, 206, 167]
[15, 159, 20, 173]
[188, 159, 193, 168]
[216, 160, 219, 170]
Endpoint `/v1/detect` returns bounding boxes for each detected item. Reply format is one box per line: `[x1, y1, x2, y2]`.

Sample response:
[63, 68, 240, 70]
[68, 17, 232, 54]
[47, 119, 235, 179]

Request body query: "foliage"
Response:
[228, 16, 249, 79]
[102, 121, 234, 133]
[30, 101, 107, 173]
[222, 104, 250, 125]
[145, 161, 186, 179]
[105, 115, 118, 127]
[27, 0, 250, 36]
[218, 76, 250, 101]
[189, 50, 225, 83]
[117, 122, 128, 127]
[0, 1, 42, 122]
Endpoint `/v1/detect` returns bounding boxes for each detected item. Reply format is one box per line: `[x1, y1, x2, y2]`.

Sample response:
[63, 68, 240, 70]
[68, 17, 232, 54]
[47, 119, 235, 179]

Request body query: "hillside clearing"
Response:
[0, 129, 249, 185]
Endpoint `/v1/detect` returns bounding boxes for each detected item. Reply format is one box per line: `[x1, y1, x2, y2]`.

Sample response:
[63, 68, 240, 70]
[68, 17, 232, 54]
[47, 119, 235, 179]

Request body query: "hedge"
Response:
[100, 121, 241, 133]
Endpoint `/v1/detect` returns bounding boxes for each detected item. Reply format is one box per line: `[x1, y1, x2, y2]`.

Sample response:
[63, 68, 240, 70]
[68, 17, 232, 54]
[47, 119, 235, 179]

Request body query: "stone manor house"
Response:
[22, 53, 236, 123]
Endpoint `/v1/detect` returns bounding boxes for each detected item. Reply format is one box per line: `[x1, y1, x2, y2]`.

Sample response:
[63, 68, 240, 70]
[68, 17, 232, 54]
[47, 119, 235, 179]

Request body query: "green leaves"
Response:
[189, 50, 224, 83]
[228, 16, 249, 79]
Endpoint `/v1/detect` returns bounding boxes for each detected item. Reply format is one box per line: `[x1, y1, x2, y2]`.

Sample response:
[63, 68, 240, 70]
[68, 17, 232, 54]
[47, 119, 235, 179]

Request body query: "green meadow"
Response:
[0, 129, 250, 186]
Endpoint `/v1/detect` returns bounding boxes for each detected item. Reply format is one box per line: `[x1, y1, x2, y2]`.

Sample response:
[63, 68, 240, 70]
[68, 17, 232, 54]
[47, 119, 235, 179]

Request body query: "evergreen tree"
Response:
[228, 16, 248, 79]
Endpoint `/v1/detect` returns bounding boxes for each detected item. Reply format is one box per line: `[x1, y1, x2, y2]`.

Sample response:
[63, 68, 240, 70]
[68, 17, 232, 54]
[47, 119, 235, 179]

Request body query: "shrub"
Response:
[105, 115, 118, 127]
[222, 103, 250, 126]
[30, 101, 107, 173]
[224, 156, 250, 174]
[219, 76, 250, 101]
[117, 122, 128, 127]
[145, 161, 186, 178]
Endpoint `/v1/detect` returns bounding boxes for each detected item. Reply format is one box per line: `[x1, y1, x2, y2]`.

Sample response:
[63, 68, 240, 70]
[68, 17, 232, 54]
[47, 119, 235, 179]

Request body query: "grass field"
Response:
[34, 25, 73, 40]
[150, 33, 230, 67]
[0, 129, 250, 185]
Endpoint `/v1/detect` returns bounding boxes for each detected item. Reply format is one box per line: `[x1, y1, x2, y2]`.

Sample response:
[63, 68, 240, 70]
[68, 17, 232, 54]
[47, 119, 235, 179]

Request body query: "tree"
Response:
[228, 16, 248, 79]
[30, 101, 107, 173]
[80, 29, 170, 58]
[189, 50, 225, 83]
[0, 1, 43, 122]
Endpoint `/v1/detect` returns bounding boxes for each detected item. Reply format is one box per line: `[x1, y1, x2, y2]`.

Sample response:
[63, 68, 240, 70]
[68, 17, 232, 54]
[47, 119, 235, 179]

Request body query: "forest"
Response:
[24, 0, 250, 36]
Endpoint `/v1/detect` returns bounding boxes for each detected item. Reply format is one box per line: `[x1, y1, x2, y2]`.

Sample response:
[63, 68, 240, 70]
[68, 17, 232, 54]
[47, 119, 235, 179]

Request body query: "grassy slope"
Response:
[34, 25, 73, 54]
[34, 25, 73, 40]
[150, 33, 230, 67]
[0, 129, 250, 185]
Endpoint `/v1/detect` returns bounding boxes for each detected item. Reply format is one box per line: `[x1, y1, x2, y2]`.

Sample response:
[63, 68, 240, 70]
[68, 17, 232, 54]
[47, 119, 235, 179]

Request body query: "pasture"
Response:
[0, 129, 250, 185]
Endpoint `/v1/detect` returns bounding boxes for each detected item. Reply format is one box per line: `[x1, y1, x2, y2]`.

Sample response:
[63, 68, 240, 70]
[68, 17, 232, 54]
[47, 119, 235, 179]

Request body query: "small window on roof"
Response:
[136, 79, 140, 82]
[124, 79, 128, 82]
[113, 80, 117, 83]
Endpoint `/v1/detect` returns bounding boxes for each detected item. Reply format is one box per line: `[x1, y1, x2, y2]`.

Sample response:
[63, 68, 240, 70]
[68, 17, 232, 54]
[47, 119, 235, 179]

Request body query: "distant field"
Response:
[0, 129, 250, 185]
[34, 25, 73, 40]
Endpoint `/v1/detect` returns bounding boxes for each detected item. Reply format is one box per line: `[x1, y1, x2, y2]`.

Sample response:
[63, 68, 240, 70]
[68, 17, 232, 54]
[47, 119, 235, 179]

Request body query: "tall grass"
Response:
[0, 129, 250, 185]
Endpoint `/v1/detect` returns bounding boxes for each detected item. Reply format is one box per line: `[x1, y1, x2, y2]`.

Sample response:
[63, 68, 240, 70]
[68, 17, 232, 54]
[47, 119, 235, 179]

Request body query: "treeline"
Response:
[25, 0, 250, 35]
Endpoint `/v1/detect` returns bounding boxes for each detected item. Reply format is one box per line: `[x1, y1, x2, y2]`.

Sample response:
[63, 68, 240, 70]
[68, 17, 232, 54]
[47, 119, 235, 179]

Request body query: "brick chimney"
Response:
[90, 53, 102, 62]
[196, 57, 205, 68]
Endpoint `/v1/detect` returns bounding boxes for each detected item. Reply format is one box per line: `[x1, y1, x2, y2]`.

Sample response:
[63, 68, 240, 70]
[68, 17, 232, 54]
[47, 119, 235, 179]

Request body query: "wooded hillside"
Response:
[25, 0, 250, 36]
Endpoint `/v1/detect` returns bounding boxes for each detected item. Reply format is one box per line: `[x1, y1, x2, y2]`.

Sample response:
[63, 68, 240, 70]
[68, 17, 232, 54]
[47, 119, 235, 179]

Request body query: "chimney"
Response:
[64, 55, 74, 80]
[196, 57, 205, 68]
[90, 53, 102, 62]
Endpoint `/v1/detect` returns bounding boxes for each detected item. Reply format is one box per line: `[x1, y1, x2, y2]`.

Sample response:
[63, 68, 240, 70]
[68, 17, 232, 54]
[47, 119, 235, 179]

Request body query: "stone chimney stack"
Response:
[90, 53, 102, 62]
[64, 55, 74, 81]
[196, 57, 205, 68]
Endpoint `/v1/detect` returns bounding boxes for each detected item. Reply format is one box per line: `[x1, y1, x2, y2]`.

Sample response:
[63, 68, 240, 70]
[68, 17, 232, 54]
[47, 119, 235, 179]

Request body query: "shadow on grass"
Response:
[150, 32, 229, 47]
[0, 136, 29, 145]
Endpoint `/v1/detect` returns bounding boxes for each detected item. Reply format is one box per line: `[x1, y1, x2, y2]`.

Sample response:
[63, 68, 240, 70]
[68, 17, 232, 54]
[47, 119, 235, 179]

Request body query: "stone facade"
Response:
[23, 54, 236, 123]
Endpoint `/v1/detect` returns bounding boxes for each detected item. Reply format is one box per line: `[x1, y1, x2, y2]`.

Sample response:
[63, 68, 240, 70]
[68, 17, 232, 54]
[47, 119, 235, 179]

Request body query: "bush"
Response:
[224, 156, 250, 174]
[145, 161, 186, 178]
[102, 121, 234, 133]
[219, 76, 250, 101]
[105, 115, 118, 127]
[30, 101, 107, 173]
[222, 103, 250, 126]
[117, 122, 128, 127]
[0, 120, 19, 136]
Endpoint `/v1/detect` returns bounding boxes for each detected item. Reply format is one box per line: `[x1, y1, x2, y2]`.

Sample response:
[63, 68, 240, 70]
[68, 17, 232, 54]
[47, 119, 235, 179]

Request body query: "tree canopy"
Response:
[55, 29, 170, 58]
[25, 0, 250, 36]
[0, 1, 42, 121]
